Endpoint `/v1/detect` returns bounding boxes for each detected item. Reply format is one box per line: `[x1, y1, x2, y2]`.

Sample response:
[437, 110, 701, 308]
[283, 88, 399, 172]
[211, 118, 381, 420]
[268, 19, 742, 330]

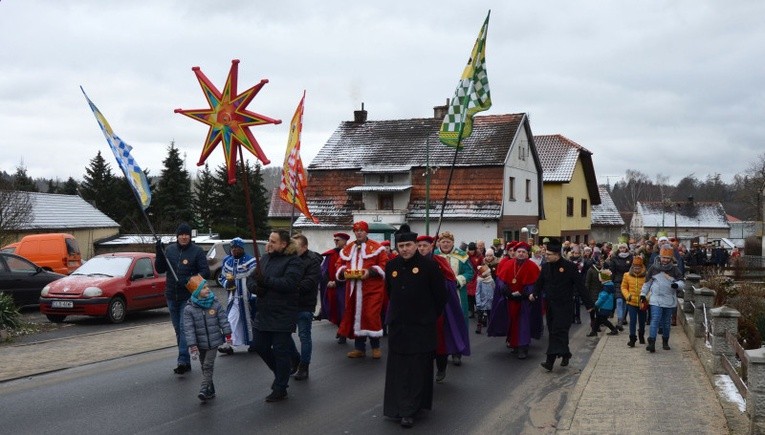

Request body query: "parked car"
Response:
[0, 242, 18, 254]
[0, 253, 65, 307]
[39, 252, 166, 324]
[2, 233, 82, 274]
[206, 239, 267, 283]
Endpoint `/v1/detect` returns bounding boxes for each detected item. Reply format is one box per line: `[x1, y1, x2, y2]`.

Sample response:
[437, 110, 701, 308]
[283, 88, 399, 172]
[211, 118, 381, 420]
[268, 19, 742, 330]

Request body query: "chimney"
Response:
[353, 102, 367, 123]
[433, 98, 449, 119]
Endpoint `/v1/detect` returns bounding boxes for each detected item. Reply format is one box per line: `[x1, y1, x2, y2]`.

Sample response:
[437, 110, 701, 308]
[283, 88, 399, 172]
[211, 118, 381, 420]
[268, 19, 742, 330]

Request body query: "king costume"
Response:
[217, 238, 257, 351]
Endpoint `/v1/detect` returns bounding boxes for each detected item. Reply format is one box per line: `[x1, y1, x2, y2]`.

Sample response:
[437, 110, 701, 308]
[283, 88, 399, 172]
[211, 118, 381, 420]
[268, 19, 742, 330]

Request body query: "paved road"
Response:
[0, 317, 598, 434]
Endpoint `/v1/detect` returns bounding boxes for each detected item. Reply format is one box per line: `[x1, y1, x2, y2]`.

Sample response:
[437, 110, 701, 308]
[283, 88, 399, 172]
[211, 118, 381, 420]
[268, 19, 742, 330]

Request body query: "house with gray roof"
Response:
[3, 192, 119, 259]
[294, 106, 545, 253]
[591, 186, 625, 243]
[534, 134, 601, 244]
[630, 199, 730, 244]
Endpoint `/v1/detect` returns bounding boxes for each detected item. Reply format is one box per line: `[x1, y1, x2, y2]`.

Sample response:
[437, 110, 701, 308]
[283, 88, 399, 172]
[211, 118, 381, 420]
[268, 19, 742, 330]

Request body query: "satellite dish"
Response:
[530, 227, 539, 235]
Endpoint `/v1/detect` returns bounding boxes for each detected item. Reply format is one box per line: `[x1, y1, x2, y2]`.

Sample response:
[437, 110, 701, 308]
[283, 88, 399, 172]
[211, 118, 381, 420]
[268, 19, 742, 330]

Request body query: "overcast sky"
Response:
[1, 1, 763, 187]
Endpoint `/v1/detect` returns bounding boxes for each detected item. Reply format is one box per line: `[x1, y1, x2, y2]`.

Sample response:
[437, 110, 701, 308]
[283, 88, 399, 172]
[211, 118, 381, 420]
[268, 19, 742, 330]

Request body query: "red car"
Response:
[39, 252, 166, 323]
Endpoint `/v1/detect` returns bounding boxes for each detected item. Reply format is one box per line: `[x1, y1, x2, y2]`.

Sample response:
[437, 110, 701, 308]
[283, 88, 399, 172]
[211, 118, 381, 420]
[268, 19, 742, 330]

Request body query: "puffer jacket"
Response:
[253, 242, 303, 332]
[183, 299, 231, 350]
[621, 270, 646, 307]
[297, 250, 323, 313]
[640, 264, 684, 308]
[595, 281, 616, 317]
[606, 253, 632, 296]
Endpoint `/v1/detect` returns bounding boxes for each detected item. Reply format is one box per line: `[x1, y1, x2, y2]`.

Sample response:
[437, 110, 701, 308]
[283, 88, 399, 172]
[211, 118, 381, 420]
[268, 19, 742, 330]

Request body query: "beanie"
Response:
[176, 223, 192, 236]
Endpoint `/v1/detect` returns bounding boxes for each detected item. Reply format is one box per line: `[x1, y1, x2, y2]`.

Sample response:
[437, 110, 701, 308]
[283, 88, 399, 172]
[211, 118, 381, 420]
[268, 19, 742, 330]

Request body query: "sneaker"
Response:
[347, 349, 366, 358]
[371, 348, 383, 359]
[218, 345, 234, 356]
[174, 363, 191, 375]
[198, 390, 208, 402]
[265, 390, 288, 402]
[435, 370, 446, 383]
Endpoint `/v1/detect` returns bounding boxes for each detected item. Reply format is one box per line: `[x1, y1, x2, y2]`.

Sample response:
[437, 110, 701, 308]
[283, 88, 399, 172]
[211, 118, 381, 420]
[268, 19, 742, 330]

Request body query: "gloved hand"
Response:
[671, 282, 679, 289]
[155, 239, 165, 256]
[189, 345, 199, 360]
[640, 295, 647, 303]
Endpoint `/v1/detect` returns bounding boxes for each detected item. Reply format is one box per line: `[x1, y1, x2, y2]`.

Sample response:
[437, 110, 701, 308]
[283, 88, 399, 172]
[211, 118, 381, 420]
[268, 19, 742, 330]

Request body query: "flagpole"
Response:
[288, 174, 298, 236]
[435, 92, 471, 237]
[425, 135, 431, 235]
[238, 147, 262, 267]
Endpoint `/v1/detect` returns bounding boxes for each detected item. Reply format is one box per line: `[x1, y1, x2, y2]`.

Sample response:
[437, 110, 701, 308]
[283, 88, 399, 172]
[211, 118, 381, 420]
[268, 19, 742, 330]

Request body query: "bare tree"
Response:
[0, 182, 33, 247]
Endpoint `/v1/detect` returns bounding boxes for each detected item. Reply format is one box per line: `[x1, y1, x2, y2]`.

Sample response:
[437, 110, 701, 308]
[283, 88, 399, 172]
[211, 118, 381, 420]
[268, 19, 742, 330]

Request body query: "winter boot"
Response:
[616, 319, 624, 332]
[662, 337, 671, 350]
[607, 327, 619, 335]
[638, 331, 645, 344]
[294, 362, 309, 381]
[517, 346, 528, 360]
[628, 335, 637, 348]
[540, 354, 555, 372]
[646, 338, 656, 353]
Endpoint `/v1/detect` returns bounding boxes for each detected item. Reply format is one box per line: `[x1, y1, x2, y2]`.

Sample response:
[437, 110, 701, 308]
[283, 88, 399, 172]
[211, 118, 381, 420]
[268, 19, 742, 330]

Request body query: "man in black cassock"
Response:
[534, 238, 594, 372]
[383, 224, 447, 428]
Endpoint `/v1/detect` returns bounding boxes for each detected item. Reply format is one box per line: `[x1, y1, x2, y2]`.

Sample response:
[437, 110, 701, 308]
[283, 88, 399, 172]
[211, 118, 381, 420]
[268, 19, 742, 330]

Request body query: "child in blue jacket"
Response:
[586, 269, 619, 337]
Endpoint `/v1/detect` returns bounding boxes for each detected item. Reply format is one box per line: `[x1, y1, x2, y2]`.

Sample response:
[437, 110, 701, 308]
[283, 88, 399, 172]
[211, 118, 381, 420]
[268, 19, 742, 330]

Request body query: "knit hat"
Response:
[185, 274, 207, 294]
[598, 268, 612, 282]
[352, 221, 369, 232]
[176, 222, 192, 236]
[231, 237, 245, 249]
[660, 246, 675, 259]
[468, 242, 477, 251]
[617, 243, 628, 250]
[633, 256, 644, 267]
[485, 248, 495, 257]
[492, 238, 501, 246]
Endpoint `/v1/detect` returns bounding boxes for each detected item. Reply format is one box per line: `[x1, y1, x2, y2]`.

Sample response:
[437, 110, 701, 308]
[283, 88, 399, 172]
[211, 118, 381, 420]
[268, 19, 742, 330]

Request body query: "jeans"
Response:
[252, 329, 293, 393]
[289, 311, 314, 364]
[649, 305, 675, 340]
[626, 305, 647, 337]
[615, 298, 626, 322]
[167, 298, 190, 365]
[354, 336, 381, 351]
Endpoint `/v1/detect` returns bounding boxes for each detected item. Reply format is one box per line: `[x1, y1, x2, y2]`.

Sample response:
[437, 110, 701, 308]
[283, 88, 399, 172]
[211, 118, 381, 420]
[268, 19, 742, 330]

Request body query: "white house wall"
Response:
[502, 127, 538, 217]
[410, 221, 498, 247]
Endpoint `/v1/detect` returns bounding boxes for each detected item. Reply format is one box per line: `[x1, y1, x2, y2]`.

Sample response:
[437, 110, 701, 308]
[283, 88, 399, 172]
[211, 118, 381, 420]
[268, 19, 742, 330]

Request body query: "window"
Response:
[581, 199, 588, 217]
[575, 235, 580, 244]
[508, 177, 515, 201]
[566, 197, 574, 216]
[525, 179, 532, 201]
[378, 194, 394, 210]
[518, 145, 525, 161]
[584, 234, 589, 245]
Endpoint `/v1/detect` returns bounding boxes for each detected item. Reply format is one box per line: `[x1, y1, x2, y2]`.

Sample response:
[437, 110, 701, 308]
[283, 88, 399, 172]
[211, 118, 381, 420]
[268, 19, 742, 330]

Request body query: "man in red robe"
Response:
[336, 221, 388, 359]
[491, 242, 542, 359]
[321, 232, 350, 343]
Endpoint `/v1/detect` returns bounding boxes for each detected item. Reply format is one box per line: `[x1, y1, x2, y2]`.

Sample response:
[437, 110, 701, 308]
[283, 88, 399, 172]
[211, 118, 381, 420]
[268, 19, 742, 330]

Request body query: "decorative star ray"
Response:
[175, 59, 281, 184]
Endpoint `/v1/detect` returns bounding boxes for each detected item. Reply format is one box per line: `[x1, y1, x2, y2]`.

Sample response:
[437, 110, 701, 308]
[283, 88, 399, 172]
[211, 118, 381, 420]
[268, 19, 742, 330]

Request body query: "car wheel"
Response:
[212, 269, 221, 284]
[107, 297, 126, 324]
[46, 314, 67, 323]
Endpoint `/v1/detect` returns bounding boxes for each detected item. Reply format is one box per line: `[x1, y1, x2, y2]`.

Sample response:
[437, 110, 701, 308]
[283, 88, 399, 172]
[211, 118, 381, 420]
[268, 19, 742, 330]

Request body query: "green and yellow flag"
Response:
[439, 11, 492, 148]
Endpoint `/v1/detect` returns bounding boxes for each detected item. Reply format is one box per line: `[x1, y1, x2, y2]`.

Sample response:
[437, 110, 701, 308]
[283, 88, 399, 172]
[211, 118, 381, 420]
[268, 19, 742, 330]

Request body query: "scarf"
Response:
[191, 286, 215, 309]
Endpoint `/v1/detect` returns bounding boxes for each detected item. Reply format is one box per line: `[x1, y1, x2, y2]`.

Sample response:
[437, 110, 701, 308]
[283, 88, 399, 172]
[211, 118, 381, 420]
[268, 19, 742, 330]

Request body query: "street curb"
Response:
[6, 323, 166, 348]
[555, 332, 608, 432]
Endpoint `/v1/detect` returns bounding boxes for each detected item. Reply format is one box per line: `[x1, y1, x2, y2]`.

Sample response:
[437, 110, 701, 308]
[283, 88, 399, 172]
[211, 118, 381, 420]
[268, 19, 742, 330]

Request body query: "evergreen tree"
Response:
[152, 143, 193, 233]
[192, 164, 218, 233]
[46, 179, 58, 194]
[210, 161, 270, 239]
[12, 165, 38, 192]
[80, 151, 119, 217]
[60, 177, 79, 195]
[250, 163, 271, 239]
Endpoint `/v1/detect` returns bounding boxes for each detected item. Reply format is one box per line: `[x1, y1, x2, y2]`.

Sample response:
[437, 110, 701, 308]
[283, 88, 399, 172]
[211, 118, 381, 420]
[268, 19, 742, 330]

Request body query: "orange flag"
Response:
[279, 92, 318, 223]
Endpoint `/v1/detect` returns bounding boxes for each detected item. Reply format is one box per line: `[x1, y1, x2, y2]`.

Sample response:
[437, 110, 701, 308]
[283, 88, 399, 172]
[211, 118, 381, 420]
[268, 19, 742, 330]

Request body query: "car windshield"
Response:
[71, 256, 132, 277]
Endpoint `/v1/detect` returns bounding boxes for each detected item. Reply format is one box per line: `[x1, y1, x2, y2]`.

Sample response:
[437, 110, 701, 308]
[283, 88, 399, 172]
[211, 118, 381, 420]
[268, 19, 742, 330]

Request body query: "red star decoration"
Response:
[175, 59, 281, 184]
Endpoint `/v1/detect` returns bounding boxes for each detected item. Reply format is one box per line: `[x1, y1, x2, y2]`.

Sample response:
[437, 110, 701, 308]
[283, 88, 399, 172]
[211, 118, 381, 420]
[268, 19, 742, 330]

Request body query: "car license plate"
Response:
[51, 301, 73, 308]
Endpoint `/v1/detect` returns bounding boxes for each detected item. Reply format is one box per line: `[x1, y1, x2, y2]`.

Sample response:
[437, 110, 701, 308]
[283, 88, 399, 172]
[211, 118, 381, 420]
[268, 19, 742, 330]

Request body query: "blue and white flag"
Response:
[81, 87, 152, 210]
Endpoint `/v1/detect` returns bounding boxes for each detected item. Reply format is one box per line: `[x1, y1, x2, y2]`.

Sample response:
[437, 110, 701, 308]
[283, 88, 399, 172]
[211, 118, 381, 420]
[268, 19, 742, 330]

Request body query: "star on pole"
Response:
[175, 59, 281, 184]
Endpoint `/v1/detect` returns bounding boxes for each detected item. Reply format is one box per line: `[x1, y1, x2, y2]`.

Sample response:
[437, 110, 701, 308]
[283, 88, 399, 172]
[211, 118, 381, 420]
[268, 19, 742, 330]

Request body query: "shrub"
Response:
[723, 282, 765, 350]
[0, 292, 21, 330]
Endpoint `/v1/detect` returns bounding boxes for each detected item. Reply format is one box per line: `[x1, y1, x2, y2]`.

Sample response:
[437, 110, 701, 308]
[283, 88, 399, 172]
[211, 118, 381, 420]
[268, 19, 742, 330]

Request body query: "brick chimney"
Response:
[354, 102, 367, 123]
[433, 98, 449, 119]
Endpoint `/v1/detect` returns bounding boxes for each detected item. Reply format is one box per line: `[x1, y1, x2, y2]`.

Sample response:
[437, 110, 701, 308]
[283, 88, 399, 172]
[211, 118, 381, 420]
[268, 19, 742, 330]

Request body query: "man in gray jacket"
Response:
[251, 230, 303, 402]
[288, 234, 323, 381]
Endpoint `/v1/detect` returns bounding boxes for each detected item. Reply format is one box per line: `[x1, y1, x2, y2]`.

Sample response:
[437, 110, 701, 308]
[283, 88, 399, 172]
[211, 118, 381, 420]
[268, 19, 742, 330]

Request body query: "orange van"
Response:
[9, 233, 82, 274]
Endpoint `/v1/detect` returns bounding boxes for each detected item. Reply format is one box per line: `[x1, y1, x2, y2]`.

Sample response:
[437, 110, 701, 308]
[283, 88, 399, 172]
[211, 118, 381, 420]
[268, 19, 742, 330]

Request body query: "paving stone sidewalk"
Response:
[557, 326, 729, 434]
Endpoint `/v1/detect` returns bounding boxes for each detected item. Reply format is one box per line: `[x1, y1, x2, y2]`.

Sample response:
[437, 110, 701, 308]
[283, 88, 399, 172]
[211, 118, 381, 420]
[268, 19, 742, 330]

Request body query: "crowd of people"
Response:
[155, 222, 695, 427]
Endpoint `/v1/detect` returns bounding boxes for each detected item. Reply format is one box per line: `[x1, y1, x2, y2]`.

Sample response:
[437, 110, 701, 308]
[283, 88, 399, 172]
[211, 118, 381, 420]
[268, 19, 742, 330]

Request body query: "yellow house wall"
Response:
[539, 159, 593, 237]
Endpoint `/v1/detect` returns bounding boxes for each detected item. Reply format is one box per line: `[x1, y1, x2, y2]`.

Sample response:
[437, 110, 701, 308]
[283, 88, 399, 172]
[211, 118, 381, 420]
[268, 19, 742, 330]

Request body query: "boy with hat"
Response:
[587, 269, 619, 337]
[621, 256, 647, 347]
[183, 275, 232, 402]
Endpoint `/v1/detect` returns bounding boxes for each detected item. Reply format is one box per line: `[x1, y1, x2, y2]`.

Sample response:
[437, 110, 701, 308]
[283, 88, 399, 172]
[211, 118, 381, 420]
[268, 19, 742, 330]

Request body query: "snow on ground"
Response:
[714, 374, 746, 413]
